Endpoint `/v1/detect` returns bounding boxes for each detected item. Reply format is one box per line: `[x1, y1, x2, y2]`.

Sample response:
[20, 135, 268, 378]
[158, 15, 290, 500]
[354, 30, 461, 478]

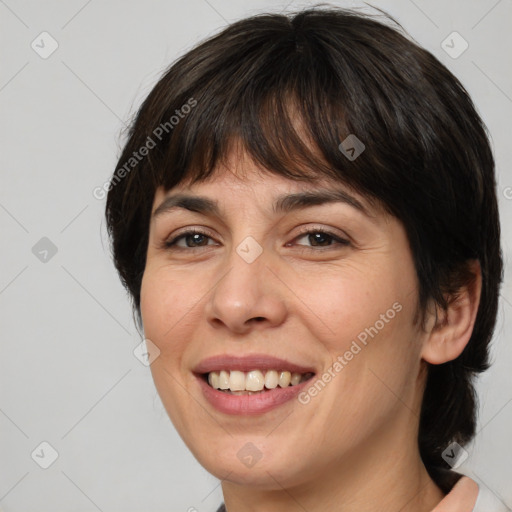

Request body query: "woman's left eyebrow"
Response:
[273, 189, 372, 217]
[153, 189, 373, 219]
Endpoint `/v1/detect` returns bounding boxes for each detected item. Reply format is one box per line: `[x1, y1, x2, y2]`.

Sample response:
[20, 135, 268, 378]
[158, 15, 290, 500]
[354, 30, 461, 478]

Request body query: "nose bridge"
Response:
[206, 235, 286, 332]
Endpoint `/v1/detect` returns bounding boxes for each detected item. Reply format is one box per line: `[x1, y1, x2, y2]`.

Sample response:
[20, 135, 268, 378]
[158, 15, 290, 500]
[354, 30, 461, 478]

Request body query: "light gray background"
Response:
[1, 0, 511, 510]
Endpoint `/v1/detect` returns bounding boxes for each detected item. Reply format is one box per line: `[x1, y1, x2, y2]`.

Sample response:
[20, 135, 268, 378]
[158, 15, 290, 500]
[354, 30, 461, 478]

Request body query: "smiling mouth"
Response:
[202, 370, 315, 395]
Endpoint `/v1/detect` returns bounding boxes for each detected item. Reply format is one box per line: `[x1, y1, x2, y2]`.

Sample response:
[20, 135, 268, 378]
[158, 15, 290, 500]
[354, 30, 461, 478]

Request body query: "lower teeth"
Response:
[220, 389, 268, 395]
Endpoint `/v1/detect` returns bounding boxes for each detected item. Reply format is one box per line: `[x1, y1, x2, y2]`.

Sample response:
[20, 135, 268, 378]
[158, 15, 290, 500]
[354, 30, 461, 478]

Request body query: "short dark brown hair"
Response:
[105, 5, 503, 483]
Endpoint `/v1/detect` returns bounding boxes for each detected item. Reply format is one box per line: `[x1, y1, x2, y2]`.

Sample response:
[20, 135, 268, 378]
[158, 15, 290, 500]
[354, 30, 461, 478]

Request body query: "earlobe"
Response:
[421, 260, 482, 365]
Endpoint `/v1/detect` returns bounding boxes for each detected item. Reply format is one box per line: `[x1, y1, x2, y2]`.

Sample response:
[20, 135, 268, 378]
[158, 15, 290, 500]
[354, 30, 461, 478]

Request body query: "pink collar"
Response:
[431, 476, 479, 512]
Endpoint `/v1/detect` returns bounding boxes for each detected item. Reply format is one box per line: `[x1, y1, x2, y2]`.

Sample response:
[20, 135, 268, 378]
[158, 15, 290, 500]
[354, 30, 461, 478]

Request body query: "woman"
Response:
[105, 6, 507, 511]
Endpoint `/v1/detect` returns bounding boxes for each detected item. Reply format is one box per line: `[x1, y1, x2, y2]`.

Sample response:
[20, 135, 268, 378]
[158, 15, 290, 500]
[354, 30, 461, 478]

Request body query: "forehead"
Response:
[173, 165, 339, 197]
[159, 146, 381, 208]
[152, 164, 386, 225]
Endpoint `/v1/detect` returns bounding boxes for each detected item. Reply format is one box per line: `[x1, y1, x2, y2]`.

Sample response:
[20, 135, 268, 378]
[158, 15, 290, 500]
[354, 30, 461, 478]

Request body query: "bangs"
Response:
[142, 16, 408, 215]
[163, 69, 348, 186]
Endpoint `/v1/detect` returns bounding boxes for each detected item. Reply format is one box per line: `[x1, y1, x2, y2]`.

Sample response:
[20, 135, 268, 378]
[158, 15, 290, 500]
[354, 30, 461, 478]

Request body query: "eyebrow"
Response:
[152, 189, 371, 218]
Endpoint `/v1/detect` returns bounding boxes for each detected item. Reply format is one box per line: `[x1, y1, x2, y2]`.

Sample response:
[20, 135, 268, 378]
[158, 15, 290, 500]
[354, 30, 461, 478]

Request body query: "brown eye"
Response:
[181, 233, 210, 247]
[306, 232, 333, 246]
[164, 229, 217, 249]
[293, 229, 350, 249]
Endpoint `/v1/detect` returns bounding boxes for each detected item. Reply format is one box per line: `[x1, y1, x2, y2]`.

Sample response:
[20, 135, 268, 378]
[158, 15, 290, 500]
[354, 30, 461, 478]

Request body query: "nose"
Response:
[205, 243, 287, 335]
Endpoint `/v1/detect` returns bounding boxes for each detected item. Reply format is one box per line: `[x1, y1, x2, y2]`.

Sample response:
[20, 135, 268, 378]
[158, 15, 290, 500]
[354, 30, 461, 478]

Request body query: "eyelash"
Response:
[162, 227, 350, 252]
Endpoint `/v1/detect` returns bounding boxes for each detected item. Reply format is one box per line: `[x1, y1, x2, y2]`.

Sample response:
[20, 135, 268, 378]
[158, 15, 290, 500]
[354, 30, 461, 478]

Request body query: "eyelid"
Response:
[288, 221, 350, 243]
[293, 224, 350, 241]
[169, 226, 216, 239]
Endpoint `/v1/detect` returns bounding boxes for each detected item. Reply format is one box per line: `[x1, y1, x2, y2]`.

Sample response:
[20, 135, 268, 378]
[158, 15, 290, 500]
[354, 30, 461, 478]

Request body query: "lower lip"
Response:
[195, 374, 313, 415]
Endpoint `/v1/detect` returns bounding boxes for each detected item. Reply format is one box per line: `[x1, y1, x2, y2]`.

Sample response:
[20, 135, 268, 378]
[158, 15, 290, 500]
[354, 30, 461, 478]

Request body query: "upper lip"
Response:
[193, 354, 317, 374]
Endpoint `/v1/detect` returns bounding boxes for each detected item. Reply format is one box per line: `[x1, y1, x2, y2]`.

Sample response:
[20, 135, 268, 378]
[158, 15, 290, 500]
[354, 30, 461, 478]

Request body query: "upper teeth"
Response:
[207, 370, 311, 392]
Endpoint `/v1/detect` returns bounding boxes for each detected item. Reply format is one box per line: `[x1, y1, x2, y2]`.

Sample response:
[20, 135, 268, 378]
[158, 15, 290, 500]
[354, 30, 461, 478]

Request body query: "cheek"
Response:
[287, 260, 408, 353]
[140, 267, 195, 360]
[291, 257, 421, 407]
[140, 268, 200, 431]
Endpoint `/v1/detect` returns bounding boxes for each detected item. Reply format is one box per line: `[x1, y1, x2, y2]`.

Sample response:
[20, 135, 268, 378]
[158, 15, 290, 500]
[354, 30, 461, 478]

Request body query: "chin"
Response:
[191, 441, 309, 489]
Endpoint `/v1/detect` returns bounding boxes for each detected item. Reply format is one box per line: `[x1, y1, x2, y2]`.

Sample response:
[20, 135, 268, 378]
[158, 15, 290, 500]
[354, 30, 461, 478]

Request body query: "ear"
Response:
[421, 260, 482, 365]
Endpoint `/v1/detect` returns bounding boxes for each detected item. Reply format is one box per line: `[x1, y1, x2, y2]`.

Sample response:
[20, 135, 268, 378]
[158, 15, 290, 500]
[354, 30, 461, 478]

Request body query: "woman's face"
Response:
[140, 151, 429, 489]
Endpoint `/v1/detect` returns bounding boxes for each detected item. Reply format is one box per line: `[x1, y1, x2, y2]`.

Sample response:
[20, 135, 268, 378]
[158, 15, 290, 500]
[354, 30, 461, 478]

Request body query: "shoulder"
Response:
[433, 472, 510, 512]
[433, 475, 479, 511]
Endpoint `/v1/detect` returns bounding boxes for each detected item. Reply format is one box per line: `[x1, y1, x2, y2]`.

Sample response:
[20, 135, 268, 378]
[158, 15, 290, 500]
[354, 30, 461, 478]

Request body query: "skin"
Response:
[140, 149, 482, 512]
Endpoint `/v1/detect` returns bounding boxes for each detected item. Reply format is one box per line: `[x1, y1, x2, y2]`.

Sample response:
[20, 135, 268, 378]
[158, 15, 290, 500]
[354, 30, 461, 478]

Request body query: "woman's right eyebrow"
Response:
[152, 189, 374, 220]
